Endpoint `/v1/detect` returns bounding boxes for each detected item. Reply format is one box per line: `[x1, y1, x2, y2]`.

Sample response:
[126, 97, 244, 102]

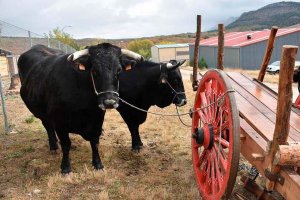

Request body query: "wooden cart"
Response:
[190, 26, 300, 199]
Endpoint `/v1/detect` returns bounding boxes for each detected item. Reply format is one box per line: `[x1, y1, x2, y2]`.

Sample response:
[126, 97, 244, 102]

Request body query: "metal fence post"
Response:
[28, 31, 32, 47]
[0, 74, 10, 133]
[47, 36, 50, 47]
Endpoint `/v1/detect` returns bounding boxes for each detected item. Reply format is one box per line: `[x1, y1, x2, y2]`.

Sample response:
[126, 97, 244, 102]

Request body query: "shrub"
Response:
[127, 39, 154, 59]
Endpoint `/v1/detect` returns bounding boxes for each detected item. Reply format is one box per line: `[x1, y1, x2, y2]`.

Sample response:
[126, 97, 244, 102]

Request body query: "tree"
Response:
[47, 27, 80, 50]
[127, 39, 154, 59]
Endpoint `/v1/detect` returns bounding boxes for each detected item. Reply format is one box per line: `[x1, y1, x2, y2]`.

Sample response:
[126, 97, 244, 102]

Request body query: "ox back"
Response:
[18, 44, 142, 173]
[114, 60, 186, 151]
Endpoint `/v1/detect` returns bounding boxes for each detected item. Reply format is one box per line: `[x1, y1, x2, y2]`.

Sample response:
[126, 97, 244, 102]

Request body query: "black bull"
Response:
[18, 43, 142, 173]
[112, 59, 187, 151]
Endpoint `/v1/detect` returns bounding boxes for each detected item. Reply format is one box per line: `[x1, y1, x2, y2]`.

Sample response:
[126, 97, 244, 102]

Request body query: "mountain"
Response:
[208, 16, 239, 31]
[226, 1, 300, 31]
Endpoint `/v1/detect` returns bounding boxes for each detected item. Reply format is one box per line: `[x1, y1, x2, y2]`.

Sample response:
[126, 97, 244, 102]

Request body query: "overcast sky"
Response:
[0, 0, 299, 39]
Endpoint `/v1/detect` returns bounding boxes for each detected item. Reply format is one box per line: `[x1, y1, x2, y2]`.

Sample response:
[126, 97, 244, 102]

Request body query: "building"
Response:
[189, 28, 300, 70]
[151, 43, 189, 63]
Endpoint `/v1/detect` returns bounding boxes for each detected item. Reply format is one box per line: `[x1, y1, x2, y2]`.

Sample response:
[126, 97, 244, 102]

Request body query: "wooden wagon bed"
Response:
[227, 72, 300, 200]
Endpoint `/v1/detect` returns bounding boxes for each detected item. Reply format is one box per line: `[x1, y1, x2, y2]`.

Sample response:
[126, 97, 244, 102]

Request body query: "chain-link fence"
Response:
[0, 20, 76, 133]
[0, 20, 76, 56]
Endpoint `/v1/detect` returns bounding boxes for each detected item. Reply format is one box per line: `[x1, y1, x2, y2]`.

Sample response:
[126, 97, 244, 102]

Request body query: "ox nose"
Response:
[177, 99, 187, 107]
[103, 99, 119, 109]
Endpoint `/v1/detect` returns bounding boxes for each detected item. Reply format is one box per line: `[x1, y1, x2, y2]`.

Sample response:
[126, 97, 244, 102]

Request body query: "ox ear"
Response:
[166, 59, 186, 70]
[120, 55, 137, 71]
[68, 49, 91, 71]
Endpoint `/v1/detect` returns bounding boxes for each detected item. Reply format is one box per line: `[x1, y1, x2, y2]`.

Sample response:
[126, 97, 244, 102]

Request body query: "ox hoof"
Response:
[93, 163, 104, 170]
[50, 150, 58, 155]
[131, 146, 142, 153]
[61, 167, 71, 174]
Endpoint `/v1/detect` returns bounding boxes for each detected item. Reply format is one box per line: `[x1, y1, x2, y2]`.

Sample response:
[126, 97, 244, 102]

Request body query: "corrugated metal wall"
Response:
[240, 31, 300, 69]
[240, 41, 267, 69]
[190, 31, 300, 70]
[189, 45, 240, 69]
[224, 47, 240, 69]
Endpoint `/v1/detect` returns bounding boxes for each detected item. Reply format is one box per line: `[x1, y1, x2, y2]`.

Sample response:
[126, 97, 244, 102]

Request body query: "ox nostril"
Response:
[183, 99, 187, 105]
[104, 99, 116, 106]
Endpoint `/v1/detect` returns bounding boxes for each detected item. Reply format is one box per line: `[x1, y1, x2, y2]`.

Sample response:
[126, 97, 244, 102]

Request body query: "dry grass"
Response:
[0, 80, 201, 200]
[0, 71, 286, 199]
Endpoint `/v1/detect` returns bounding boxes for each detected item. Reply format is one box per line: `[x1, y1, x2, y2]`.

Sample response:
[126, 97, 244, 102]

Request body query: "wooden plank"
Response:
[240, 118, 268, 175]
[227, 72, 300, 142]
[233, 86, 275, 141]
[275, 168, 300, 200]
[228, 73, 300, 142]
[240, 119, 300, 200]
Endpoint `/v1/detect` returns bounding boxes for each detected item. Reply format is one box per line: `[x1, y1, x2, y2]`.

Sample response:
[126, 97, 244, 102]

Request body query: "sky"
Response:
[0, 0, 299, 39]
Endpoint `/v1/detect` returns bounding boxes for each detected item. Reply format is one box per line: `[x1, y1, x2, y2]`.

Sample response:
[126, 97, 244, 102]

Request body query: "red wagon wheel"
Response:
[191, 69, 240, 199]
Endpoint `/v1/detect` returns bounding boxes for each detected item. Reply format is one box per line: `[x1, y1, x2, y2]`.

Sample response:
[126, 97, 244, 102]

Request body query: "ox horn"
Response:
[166, 60, 186, 69]
[67, 49, 89, 61]
[121, 49, 144, 61]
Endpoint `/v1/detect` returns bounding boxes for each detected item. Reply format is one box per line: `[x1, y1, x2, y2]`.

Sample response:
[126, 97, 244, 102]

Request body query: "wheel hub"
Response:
[193, 124, 214, 149]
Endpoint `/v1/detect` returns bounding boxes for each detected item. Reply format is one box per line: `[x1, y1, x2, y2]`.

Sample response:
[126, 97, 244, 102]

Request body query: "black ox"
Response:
[18, 43, 142, 173]
[112, 59, 187, 151]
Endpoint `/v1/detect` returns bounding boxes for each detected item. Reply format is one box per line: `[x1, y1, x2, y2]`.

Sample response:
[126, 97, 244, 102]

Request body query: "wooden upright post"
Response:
[258, 26, 278, 82]
[217, 24, 224, 70]
[192, 15, 201, 91]
[266, 45, 298, 191]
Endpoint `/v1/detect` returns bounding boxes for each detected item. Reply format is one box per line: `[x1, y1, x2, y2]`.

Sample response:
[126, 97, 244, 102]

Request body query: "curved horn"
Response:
[67, 49, 89, 61]
[166, 59, 186, 69]
[121, 49, 144, 61]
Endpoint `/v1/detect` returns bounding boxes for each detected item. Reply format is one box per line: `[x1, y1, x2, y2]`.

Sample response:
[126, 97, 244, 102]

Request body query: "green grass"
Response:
[25, 115, 35, 124]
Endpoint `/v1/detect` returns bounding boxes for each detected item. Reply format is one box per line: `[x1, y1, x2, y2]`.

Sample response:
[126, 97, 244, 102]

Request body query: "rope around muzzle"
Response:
[91, 71, 119, 96]
[118, 89, 235, 117]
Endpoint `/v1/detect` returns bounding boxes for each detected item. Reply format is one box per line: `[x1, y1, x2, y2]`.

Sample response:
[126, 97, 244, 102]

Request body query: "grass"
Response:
[24, 115, 35, 124]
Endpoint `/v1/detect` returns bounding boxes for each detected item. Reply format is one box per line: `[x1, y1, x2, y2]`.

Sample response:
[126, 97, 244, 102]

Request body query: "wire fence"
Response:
[0, 20, 76, 133]
[0, 20, 76, 56]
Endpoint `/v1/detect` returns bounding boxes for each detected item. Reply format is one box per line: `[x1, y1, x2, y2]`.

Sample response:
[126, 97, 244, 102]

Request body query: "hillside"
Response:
[226, 1, 300, 31]
[75, 34, 196, 49]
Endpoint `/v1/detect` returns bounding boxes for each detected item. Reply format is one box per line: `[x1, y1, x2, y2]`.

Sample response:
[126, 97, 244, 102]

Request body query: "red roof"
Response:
[199, 28, 300, 47]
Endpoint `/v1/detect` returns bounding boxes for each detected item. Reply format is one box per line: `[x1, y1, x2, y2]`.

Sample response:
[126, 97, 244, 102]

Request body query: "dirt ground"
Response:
[0, 71, 286, 200]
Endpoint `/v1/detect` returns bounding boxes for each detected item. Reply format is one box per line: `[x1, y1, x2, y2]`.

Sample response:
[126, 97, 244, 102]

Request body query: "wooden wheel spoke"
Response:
[200, 92, 213, 122]
[205, 82, 213, 121]
[197, 109, 207, 124]
[212, 147, 222, 192]
[215, 136, 229, 148]
[197, 149, 207, 167]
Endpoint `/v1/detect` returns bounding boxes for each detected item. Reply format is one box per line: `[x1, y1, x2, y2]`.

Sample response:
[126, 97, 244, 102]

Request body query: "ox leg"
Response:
[90, 138, 104, 170]
[57, 131, 72, 174]
[128, 125, 143, 152]
[42, 120, 58, 153]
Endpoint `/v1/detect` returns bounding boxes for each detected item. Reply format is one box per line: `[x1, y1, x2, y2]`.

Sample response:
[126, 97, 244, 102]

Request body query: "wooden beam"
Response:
[192, 15, 201, 91]
[274, 143, 300, 166]
[217, 24, 224, 70]
[258, 26, 278, 82]
[266, 45, 298, 191]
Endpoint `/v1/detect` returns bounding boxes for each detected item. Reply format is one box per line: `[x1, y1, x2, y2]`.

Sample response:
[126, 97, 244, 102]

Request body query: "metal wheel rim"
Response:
[191, 69, 240, 200]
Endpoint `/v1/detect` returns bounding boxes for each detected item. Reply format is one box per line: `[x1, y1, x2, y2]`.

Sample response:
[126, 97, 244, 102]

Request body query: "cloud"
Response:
[0, 0, 299, 39]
